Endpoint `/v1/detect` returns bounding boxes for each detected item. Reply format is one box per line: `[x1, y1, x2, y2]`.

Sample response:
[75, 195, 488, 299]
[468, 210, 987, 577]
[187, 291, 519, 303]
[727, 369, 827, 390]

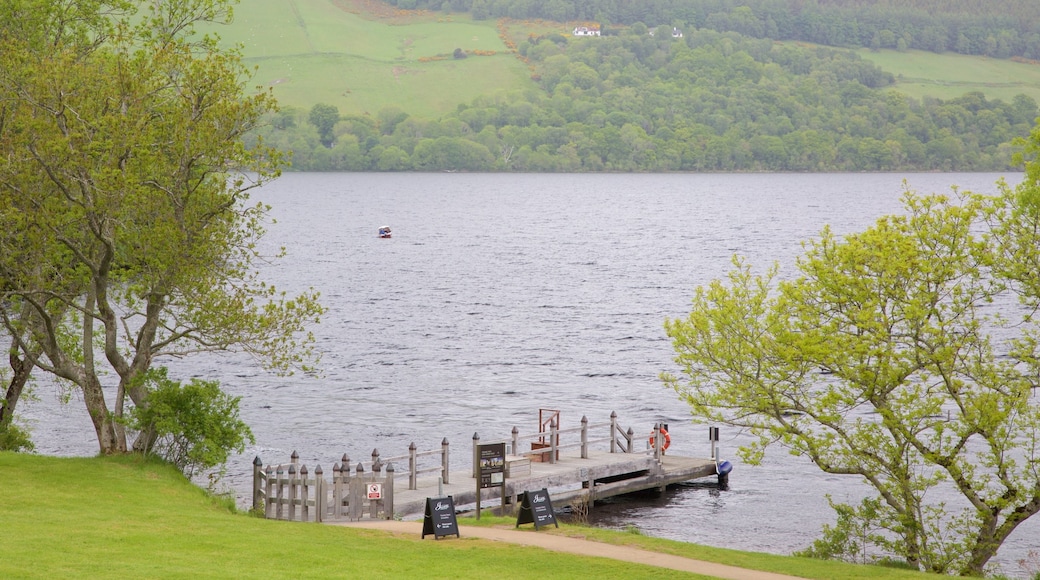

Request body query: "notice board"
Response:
[422, 496, 460, 539]
[516, 488, 558, 529]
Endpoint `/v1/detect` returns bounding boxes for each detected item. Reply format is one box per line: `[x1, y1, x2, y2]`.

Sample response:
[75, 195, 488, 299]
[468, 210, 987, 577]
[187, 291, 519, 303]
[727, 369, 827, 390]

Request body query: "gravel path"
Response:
[336, 520, 808, 580]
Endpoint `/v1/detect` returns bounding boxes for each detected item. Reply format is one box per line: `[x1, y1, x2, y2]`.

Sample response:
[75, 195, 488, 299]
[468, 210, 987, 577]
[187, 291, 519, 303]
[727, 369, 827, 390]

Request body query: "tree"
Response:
[308, 103, 340, 148]
[663, 176, 1040, 574]
[0, 0, 324, 455]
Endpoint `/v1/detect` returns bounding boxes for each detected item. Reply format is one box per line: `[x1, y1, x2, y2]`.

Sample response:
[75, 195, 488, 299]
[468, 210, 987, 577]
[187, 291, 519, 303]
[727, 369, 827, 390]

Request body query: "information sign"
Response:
[422, 496, 460, 539]
[515, 488, 558, 529]
[478, 442, 506, 489]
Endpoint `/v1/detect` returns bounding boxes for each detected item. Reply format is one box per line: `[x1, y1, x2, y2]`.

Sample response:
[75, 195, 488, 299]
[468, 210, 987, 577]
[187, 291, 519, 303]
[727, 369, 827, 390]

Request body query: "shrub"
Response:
[128, 368, 254, 480]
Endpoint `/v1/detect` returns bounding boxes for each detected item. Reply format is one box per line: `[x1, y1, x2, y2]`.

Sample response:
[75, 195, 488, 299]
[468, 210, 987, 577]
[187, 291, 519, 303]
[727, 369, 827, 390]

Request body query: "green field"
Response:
[214, 0, 535, 117]
[856, 48, 1040, 104]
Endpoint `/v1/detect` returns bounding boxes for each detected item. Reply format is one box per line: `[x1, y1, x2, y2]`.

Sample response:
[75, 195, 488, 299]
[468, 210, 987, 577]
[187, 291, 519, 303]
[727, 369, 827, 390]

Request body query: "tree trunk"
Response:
[81, 374, 123, 454]
[1, 344, 34, 431]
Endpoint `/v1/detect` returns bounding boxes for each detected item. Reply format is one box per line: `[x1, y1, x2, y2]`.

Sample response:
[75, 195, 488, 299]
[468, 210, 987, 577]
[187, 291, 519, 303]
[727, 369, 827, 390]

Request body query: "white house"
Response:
[572, 26, 601, 36]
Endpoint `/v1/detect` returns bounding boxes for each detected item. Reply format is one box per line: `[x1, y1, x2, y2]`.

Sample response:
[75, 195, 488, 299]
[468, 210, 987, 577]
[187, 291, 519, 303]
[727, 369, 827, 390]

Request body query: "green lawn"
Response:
[1, 452, 942, 580]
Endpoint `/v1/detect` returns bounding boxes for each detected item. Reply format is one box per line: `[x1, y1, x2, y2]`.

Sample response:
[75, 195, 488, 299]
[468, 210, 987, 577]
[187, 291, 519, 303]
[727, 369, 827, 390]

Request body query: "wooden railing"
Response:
[471, 411, 642, 474]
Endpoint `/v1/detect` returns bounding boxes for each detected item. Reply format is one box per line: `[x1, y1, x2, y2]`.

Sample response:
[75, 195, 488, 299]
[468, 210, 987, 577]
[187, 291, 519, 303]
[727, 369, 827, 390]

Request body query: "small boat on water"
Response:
[378, 226, 392, 238]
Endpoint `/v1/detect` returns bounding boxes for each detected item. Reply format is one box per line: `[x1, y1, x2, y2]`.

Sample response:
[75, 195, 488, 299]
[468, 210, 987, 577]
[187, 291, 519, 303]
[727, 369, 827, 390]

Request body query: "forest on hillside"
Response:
[253, 25, 1038, 172]
[386, 0, 1040, 59]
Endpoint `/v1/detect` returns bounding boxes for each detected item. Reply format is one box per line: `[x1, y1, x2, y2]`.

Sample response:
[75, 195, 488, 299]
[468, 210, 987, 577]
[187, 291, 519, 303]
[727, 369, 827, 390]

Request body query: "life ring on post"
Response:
[649, 428, 671, 451]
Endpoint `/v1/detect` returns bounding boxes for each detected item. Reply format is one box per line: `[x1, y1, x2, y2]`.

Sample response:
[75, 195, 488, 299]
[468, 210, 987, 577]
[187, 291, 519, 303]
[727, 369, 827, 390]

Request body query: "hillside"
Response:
[216, 0, 534, 118]
[221, 1, 1040, 117]
[224, 0, 1040, 172]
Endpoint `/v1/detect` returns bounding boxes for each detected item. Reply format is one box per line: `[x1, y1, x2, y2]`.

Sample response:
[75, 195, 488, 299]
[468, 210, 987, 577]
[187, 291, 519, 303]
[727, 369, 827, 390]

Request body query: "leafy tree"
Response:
[663, 171, 1040, 574]
[0, 0, 324, 455]
[308, 103, 340, 148]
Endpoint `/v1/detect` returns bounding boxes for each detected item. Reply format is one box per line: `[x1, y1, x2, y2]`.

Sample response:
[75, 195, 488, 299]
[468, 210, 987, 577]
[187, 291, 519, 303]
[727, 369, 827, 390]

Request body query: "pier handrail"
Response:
[358, 439, 451, 489]
[489, 411, 638, 465]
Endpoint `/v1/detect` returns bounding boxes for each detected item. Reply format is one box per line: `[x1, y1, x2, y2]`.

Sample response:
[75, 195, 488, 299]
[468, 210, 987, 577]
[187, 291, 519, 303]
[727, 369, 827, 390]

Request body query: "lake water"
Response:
[21, 172, 1038, 576]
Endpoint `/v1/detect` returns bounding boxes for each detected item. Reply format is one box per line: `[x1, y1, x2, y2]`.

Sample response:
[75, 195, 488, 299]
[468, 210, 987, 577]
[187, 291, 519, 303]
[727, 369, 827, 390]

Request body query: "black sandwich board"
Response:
[422, 496, 460, 539]
[515, 488, 558, 529]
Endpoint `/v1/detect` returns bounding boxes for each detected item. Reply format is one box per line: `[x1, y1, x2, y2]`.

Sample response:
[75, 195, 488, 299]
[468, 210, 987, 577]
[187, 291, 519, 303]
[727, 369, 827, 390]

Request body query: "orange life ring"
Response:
[649, 428, 671, 451]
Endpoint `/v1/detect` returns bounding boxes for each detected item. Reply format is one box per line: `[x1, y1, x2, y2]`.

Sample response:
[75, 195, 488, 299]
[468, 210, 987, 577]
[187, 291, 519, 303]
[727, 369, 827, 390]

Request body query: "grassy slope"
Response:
[1, 453, 936, 580]
[856, 48, 1040, 104]
[219, 0, 534, 118]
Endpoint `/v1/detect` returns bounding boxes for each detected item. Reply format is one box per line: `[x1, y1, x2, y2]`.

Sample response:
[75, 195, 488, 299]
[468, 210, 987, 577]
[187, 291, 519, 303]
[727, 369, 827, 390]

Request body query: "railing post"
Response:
[352, 463, 365, 520]
[472, 432, 480, 478]
[315, 465, 325, 523]
[409, 442, 418, 490]
[300, 464, 310, 522]
[610, 411, 618, 453]
[371, 448, 380, 472]
[549, 418, 558, 464]
[288, 463, 298, 521]
[384, 463, 395, 520]
[252, 456, 264, 512]
[264, 465, 275, 518]
[511, 426, 519, 456]
[332, 463, 343, 518]
[370, 460, 381, 520]
[275, 465, 285, 520]
[581, 415, 589, 459]
[652, 423, 662, 461]
[441, 438, 450, 485]
[626, 427, 634, 453]
[291, 450, 299, 466]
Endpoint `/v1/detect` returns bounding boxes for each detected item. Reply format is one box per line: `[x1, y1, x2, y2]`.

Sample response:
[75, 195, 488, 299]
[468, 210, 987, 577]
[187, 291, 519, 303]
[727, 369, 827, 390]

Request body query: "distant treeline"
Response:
[388, 0, 1040, 59]
[251, 27, 1038, 172]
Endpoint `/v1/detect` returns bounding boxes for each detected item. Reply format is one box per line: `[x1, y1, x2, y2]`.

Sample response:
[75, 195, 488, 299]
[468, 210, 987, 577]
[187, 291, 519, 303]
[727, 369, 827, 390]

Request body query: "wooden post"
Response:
[288, 463, 298, 521]
[370, 460, 381, 519]
[352, 463, 365, 520]
[511, 426, 519, 455]
[472, 432, 480, 478]
[252, 456, 264, 512]
[371, 448, 380, 471]
[549, 418, 558, 464]
[291, 450, 299, 465]
[333, 463, 344, 518]
[441, 438, 450, 485]
[315, 465, 325, 523]
[580, 415, 589, 459]
[384, 463, 395, 520]
[300, 464, 310, 522]
[342, 461, 352, 518]
[609, 412, 618, 453]
[408, 442, 417, 490]
[264, 465, 275, 519]
[275, 466, 285, 520]
[626, 427, 634, 453]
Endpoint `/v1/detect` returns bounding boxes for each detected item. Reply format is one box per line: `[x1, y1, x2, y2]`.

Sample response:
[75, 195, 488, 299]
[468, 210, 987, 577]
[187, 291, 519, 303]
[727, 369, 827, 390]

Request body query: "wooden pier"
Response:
[251, 411, 727, 522]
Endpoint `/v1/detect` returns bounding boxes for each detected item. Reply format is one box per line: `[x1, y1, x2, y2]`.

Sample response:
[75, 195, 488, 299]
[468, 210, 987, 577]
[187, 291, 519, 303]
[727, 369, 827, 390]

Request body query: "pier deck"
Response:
[392, 451, 718, 519]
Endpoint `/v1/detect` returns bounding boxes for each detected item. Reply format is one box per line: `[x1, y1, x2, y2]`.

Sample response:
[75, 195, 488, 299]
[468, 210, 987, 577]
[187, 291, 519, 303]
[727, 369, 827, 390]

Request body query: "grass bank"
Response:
[1, 452, 942, 579]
